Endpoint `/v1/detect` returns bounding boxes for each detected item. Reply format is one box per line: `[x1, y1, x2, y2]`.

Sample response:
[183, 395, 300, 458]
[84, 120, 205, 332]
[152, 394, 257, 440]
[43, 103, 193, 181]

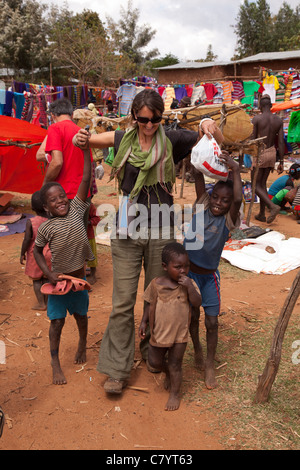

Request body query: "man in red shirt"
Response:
[37, 98, 92, 200]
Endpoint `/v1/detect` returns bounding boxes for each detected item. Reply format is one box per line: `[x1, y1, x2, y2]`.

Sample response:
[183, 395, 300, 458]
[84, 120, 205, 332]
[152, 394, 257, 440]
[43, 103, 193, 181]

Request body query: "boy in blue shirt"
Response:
[184, 152, 242, 390]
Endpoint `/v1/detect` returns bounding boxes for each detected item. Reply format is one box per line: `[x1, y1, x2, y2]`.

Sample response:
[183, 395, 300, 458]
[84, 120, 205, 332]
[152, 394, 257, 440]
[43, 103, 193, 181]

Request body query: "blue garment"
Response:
[183, 193, 233, 271]
[268, 175, 291, 196]
[47, 288, 89, 320]
[188, 270, 221, 316]
[13, 92, 25, 119]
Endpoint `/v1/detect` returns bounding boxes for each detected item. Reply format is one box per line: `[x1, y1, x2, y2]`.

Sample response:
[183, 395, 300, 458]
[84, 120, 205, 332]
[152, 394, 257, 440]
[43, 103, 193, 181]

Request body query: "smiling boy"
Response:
[184, 151, 242, 390]
[34, 148, 94, 385]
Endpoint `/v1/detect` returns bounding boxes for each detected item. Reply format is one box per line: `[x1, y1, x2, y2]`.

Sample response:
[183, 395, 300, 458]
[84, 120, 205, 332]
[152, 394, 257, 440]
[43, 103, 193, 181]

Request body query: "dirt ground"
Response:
[0, 165, 299, 451]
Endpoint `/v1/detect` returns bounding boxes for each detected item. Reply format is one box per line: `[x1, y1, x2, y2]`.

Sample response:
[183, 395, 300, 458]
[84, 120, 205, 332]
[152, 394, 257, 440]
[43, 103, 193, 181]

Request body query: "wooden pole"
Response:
[254, 269, 300, 404]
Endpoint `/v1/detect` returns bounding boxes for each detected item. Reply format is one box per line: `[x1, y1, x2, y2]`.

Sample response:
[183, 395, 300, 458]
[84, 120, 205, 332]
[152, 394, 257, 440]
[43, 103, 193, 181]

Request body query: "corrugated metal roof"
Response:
[156, 50, 300, 70]
[155, 60, 231, 70]
[235, 50, 300, 63]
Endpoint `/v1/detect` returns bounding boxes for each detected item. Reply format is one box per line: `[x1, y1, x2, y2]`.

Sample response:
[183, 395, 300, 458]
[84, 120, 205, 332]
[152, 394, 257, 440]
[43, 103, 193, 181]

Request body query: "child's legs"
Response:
[165, 343, 187, 411]
[32, 278, 47, 309]
[49, 318, 66, 384]
[189, 306, 204, 367]
[140, 227, 176, 360]
[147, 344, 168, 371]
[49, 318, 65, 358]
[188, 270, 220, 362]
[73, 313, 88, 364]
[204, 313, 219, 365]
[167, 343, 187, 391]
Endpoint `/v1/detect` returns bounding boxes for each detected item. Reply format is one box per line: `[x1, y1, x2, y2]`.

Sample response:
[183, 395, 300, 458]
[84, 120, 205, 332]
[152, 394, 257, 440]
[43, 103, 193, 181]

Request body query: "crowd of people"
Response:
[16, 90, 299, 413]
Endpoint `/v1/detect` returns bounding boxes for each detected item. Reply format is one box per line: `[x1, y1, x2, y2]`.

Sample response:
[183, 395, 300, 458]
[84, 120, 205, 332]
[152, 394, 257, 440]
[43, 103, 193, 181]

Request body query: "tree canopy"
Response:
[233, 0, 300, 59]
[0, 0, 160, 84]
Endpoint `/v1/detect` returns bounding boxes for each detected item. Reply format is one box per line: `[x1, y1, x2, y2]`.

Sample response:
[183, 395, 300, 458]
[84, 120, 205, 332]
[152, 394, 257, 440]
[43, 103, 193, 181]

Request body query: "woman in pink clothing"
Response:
[20, 191, 51, 310]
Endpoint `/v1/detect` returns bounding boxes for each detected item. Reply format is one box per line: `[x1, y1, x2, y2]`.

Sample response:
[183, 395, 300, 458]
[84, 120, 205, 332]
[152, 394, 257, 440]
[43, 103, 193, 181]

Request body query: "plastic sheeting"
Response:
[222, 231, 300, 275]
[0, 116, 47, 194]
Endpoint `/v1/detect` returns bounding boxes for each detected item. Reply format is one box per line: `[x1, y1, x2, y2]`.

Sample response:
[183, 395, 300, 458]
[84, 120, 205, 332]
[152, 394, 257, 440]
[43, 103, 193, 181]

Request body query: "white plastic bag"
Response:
[191, 134, 228, 181]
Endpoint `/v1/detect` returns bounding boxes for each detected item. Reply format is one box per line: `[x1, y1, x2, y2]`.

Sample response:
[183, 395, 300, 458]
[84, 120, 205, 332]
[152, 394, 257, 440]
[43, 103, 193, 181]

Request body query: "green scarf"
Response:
[111, 125, 175, 201]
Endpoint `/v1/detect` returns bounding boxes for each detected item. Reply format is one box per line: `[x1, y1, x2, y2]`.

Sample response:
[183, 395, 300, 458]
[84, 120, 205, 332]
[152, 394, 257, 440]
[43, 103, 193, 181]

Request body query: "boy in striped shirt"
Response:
[34, 148, 94, 385]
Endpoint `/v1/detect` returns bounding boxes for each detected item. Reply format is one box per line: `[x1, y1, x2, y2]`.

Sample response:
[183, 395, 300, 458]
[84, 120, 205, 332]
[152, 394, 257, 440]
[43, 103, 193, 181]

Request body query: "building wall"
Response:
[239, 58, 300, 78]
[157, 58, 300, 84]
[157, 64, 235, 84]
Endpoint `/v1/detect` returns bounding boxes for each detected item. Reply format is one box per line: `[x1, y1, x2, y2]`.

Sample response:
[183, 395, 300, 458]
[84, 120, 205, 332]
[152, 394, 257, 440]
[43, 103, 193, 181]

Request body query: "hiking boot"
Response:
[103, 377, 127, 394]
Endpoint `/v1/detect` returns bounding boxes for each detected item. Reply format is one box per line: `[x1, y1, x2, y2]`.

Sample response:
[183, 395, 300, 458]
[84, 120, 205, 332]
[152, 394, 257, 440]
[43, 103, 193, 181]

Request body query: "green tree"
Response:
[0, 0, 48, 77]
[48, 6, 117, 84]
[106, 0, 159, 75]
[196, 44, 218, 62]
[233, 0, 273, 58]
[273, 2, 300, 51]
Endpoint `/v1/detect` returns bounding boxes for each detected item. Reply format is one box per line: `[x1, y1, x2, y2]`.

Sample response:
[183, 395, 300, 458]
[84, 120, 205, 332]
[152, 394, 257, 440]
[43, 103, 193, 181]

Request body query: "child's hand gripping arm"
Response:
[220, 152, 243, 225]
[178, 275, 202, 308]
[139, 302, 150, 339]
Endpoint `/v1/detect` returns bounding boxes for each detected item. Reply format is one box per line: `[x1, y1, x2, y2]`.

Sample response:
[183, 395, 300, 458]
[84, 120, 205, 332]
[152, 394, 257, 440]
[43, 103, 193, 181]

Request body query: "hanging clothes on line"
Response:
[116, 82, 137, 116]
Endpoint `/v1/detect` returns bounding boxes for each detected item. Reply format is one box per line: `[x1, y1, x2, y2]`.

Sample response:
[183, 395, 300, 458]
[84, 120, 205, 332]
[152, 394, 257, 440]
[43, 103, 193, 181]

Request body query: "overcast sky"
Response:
[43, 0, 300, 62]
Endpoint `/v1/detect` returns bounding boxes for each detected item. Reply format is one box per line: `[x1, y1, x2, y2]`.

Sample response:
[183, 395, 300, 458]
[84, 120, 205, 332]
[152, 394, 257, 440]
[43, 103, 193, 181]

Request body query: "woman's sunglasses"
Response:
[136, 115, 162, 124]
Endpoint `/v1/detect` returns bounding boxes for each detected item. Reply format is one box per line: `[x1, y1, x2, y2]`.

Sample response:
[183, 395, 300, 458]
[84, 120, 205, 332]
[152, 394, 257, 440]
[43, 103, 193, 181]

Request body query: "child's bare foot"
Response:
[74, 342, 86, 364]
[88, 275, 97, 285]
[205, 364, 218, 390]
[51, 359, 67, 385]
[165, 393, 181, 411]
[31, 303, 47, 311]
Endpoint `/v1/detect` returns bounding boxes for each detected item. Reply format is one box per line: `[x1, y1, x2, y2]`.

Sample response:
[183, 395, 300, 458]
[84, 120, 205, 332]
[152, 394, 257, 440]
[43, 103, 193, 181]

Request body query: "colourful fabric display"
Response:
[241, 81, 261, 106]
[262, 74, 280, 103]
[203, 83, 218, 104]
[275, 74, 286, 103]
[213, 82, 224, 104]
[284, 74, 293, 101]
[290, 73, 300, 100]
[191, 85, 206, 105]
[231, 81, 245, 102]
[174, 86, 188, 102]
[287, 110, 300, 143]
[116, 83, 137, 116]
[220, 81, 234, 104]
[162, 86, 176, 110]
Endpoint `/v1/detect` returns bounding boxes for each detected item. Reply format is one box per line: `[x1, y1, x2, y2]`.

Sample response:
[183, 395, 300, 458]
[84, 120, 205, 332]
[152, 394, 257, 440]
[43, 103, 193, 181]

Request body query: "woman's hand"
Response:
[201, 119, 218, 136]
[200, 119, 225, 145]
[73, 128, 90, 149]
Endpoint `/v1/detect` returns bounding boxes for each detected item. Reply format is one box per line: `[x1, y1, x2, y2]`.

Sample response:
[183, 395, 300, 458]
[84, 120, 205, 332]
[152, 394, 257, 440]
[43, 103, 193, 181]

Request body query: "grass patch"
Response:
[182, 307, 300, 449]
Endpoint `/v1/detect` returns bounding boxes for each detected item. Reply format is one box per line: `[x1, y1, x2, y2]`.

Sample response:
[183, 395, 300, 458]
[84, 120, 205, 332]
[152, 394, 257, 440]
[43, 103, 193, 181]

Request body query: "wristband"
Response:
[199, 118, 213, 132]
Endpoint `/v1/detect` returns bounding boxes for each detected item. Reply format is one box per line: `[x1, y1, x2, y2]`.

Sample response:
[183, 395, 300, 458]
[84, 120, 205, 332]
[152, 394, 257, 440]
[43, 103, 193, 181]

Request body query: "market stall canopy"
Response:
[271, 98, 300, 113]
[0, 116, 47, 194]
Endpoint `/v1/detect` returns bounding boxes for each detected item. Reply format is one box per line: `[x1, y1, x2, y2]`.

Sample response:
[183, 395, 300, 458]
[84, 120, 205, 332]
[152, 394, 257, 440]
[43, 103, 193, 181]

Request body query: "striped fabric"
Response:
[35, 196, 94, 274]
[220, 81, 234, 104]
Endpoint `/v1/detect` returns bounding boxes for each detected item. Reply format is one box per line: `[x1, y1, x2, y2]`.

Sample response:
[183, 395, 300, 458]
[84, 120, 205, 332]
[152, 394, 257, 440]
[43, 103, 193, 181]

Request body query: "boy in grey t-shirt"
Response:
[34, 148, 93, 386]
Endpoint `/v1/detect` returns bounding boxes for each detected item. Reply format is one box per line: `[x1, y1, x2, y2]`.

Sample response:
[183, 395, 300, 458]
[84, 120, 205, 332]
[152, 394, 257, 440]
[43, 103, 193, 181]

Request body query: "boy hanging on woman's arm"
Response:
[33, 148, 94, 385]
[184, 136, 242, 390]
